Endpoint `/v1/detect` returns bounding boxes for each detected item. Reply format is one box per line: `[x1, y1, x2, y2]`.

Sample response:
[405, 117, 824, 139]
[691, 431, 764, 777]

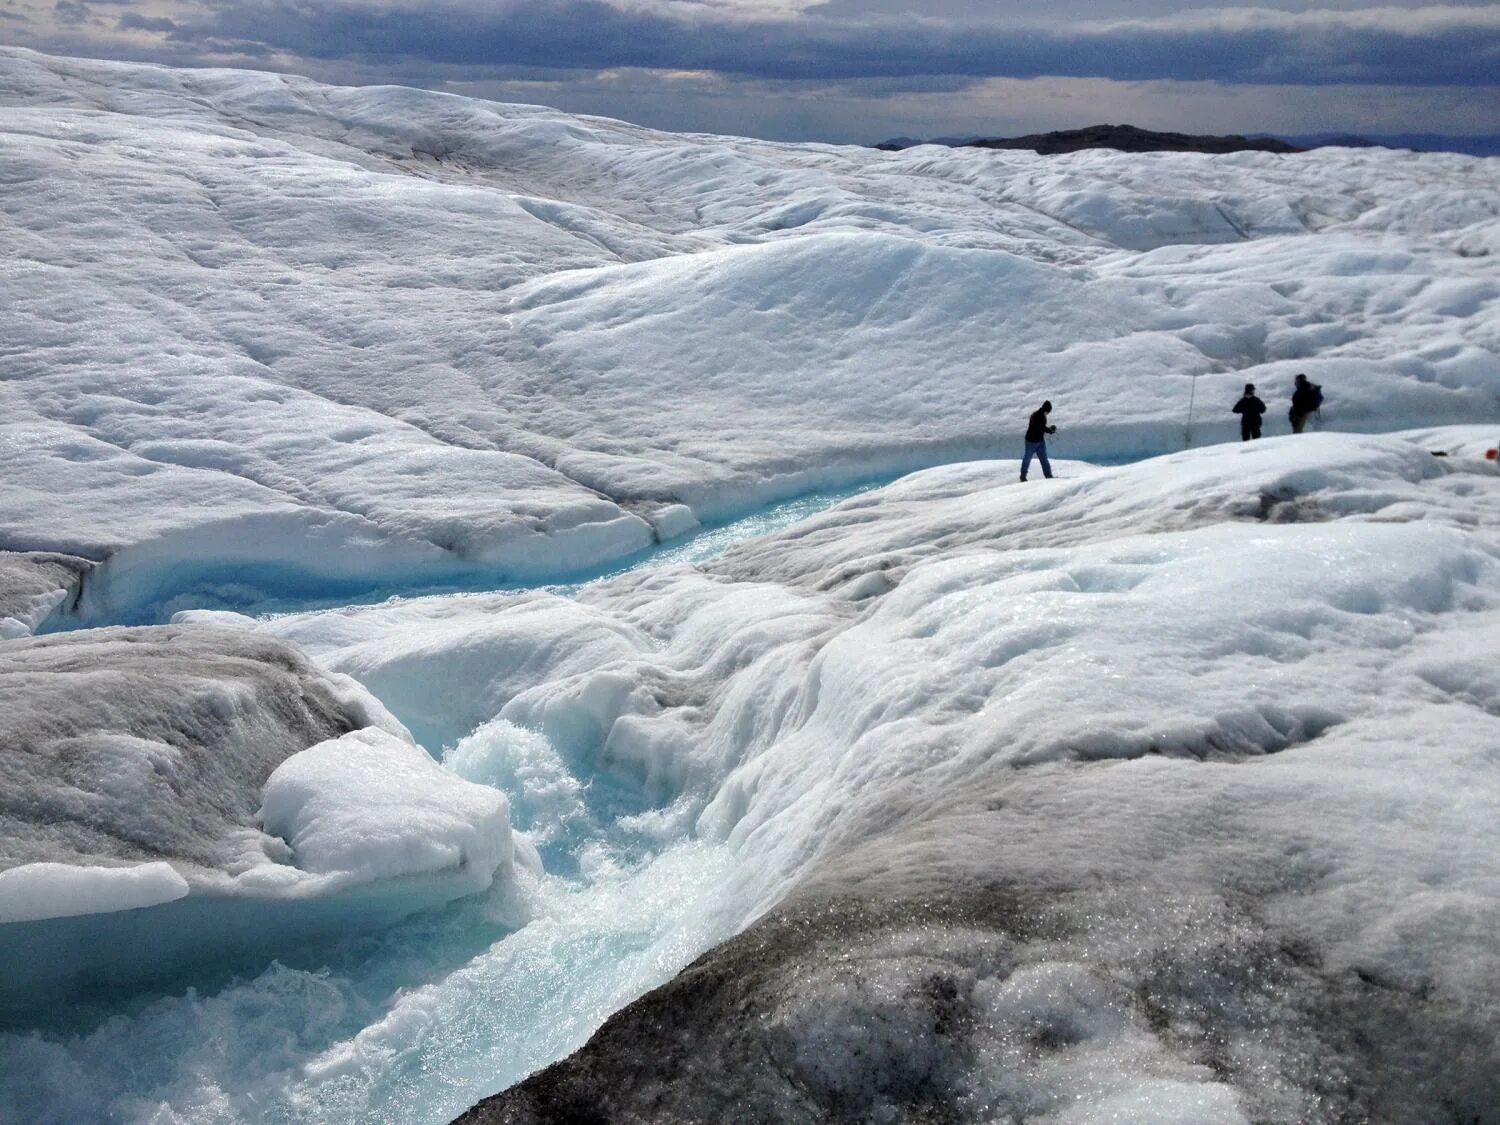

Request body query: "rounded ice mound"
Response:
[257, 727, 514, 894]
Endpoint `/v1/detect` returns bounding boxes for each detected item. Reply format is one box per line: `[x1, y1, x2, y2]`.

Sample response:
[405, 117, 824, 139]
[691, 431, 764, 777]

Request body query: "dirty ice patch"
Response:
[0, 551, 89, 638]
[255, 727, 524, 896]
[0, 624, 396, 877]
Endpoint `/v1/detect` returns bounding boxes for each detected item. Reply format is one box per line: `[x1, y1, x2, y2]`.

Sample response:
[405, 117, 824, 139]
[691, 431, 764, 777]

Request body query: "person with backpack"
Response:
[1021, 400, 1056, 481]
[1289, 373, 1323, 433]
[1232, 383, 1266, 441]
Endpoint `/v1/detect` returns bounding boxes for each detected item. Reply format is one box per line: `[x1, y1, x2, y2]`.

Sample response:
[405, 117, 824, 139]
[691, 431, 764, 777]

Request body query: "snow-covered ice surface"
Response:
[3, 44, 1500, 1125]
[462, 436, 1500, 1124]
[3, 46, 1499, 622]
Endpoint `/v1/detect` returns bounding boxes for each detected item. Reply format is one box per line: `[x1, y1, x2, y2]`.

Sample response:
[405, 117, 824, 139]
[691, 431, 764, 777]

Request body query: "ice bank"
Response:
[0, 551, 90, 639]
[0, 626, 520, 1015]
[459, 434, 1500, 1124]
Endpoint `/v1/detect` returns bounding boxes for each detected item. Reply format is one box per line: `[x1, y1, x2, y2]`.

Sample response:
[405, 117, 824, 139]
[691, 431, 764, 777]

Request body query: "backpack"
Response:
[1310, 383, 1324, 411]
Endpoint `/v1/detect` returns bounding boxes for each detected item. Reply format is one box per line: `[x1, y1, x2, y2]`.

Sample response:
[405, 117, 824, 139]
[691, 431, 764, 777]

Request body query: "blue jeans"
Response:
[1021, 440, 1052, 479]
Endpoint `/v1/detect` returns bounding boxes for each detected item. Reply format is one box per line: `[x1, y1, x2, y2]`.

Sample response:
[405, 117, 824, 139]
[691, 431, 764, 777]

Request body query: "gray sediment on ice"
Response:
[0, 550, 92, 632]
[0, 625, 370, 873]
[458, 783, 1500, 1125]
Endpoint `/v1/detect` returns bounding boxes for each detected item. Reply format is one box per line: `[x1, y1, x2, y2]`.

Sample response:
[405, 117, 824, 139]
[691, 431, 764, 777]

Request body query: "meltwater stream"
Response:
[0, 483, 878, 1125]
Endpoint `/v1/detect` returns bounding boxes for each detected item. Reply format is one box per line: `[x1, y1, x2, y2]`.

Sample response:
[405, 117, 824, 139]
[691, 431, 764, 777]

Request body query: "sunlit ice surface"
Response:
[2, 42, 1499, 1125]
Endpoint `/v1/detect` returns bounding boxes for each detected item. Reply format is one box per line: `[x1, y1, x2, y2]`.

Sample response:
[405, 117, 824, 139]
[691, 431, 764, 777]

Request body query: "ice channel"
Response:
[0, 481, 884, 1125]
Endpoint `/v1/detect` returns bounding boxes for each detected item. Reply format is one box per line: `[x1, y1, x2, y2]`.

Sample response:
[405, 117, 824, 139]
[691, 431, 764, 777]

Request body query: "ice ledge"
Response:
[0, 860, 188, 925]
[0, 623, 523, 1016]
[0, 550, 91, 638]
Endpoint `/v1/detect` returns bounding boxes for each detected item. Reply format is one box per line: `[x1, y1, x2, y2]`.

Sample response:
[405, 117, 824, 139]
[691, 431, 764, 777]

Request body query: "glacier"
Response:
[3, 47, 1498, 623]
[1, 43, 1499, 1125]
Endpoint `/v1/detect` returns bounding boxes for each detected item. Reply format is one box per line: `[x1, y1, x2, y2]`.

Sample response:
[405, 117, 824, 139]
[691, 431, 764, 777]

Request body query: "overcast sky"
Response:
[4, 0, 1498, 143]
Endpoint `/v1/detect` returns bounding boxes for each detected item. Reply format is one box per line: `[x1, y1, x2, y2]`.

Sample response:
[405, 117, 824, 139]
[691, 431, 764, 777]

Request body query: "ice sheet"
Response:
[2, 43, 1500, 1125]
[2, 47, 1497, 626]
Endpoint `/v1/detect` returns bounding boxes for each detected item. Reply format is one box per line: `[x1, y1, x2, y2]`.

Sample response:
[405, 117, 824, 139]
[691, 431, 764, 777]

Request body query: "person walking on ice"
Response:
[1289, 373, 1323, 434]
[1021, 400, 1056, 481]
[1232, 383, 1266, 441]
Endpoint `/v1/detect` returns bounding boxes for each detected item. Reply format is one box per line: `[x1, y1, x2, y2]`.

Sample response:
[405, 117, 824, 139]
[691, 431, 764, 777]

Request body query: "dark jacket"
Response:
[1291, 383, 1321, 416]
[1233, 394, 1266, 418]
[1025, 408, 1054, 443]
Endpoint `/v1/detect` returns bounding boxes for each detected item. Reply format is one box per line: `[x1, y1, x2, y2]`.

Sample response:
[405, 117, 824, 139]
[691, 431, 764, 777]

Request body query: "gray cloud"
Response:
[6, 1, 1497, 145]
[118, 11, 176, 31]
[432, 66, 1498, 145]
[52, 0, 91, 25]
[160, 1, 1500, 88]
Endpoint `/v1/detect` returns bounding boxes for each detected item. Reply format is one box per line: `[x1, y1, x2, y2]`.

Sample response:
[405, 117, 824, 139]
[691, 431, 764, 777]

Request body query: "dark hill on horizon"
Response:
[875, 124, 1500, 158]
[876, 124, 1303, 155]
[972, 124, 1304, 155]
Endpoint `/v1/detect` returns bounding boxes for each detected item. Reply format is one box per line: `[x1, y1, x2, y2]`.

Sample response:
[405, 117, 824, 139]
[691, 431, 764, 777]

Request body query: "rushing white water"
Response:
[0, 485, 878, 1125]
[3, 843, 741, 1124]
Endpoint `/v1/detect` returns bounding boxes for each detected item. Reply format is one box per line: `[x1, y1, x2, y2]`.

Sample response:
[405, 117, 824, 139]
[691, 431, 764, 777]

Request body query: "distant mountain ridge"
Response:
[876, 123, 1500, 158]
[876, 124, 1303, 155]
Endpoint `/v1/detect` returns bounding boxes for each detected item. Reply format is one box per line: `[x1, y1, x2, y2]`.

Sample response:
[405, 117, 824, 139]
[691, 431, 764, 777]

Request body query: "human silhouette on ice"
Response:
[1021, 401, 1055, 481]
[1232, 383, 1265, 441]
[1289, 373, 1323, 434]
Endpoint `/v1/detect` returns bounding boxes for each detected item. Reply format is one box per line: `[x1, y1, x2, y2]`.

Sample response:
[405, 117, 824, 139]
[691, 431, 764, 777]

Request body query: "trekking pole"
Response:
[1184, 375, 1197, 448]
